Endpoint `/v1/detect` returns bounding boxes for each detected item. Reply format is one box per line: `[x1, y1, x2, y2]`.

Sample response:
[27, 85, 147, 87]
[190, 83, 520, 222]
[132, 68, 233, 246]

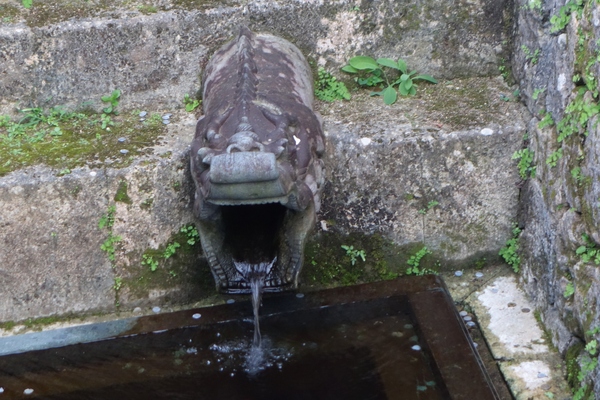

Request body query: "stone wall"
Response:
[0, 0, 527, 325]
[512, 0, 600, 395]
[0, 0, 509, 113]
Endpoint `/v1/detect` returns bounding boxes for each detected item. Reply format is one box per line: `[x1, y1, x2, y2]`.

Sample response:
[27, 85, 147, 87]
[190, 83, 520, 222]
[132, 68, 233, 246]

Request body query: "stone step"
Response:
[0, 75, 529, 322]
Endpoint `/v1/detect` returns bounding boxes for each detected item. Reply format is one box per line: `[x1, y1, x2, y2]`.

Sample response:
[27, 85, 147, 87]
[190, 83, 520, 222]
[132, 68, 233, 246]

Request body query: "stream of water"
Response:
[232, 258, 275, 373]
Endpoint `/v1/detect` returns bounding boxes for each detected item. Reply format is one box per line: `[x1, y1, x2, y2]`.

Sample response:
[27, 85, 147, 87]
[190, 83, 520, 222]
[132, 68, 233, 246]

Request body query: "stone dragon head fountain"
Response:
[190, 28, 325, 294]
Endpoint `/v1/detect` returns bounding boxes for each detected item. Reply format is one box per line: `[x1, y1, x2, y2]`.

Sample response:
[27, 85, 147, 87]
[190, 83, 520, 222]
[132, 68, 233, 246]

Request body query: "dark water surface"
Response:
[0, 298, 445, 400]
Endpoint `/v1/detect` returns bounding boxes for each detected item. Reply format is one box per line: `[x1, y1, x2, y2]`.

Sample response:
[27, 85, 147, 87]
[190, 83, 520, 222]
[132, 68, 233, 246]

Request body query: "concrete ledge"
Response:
[1, 0, 509, 113]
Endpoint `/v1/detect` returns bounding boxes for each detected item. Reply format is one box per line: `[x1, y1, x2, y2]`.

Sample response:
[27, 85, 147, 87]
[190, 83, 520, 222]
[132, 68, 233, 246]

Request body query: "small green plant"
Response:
[550, 0, 584, 33]
[418, 200, 439, 214]
[406, 246, 433, 275]
[100, 113, 114, 130]
[512, 148, 536, 179]
[341, 245, 366, 266]
[142, 254, 159, 272]
[342, 56, 437, 105]
[521, 45, 541, 65]
[564, 282, 575, 298]
[526, 0, 542, 11]
[21, 0, 32, 8]
[315, 67, 351, 102]
[546, 148, 563, 167]
[538, 112, 555, 129]
[571, 167, 587, 186]
[576, 234, 600, 265]
[499, 226, 521, 273]
[98, 205, 116, 230]
[532, 87, 546, 100]
[183, 94, 201, 112]
[101, 90, 121, 115]
[98, 205, 121, 263]
[498, 58, 511, 81]
[180, 225, 200, 245]
[572, 327, 599, 400]
[101, 233, 122, 262]
[113, 277, 123, 291]
[163, 242, 181, 259]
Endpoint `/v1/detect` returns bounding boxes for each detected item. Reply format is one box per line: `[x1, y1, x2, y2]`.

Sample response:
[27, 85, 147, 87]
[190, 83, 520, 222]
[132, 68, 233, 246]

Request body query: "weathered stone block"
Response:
[0, 0, 510, 114]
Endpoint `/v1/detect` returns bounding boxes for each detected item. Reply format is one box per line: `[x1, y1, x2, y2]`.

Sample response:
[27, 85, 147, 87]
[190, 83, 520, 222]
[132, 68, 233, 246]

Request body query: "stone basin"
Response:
[0, 276, 506, 399]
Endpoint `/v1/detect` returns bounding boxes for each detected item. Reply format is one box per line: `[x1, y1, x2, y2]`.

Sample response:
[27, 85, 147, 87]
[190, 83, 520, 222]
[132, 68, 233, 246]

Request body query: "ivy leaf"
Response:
[348, 56, 378, 71]
[383, 86, 397, 105]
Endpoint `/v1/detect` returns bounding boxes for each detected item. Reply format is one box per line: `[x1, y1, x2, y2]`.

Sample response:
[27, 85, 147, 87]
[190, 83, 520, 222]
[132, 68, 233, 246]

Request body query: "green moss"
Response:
[140, 197, 154, 210]
[114, 179, 132, 204]
[122, 225, 212, 298]
[0, 320, 16, 330]
[0, 109, 166, 177]
[301, 232, 445, 288]
[137, 4, 157, 14]
[0, 4, 20, 23]
[566, 342, 585, 389]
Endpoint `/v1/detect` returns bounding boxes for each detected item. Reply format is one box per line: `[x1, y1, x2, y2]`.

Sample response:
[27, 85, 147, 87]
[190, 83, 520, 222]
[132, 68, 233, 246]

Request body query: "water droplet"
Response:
[139, 118, 146, 122]
[216, 332, 221, 337]
[226, 299, 235, 304]
[473, 342, 479, 348]
[206, 360, 211, 365]
[230, 372, 235, 377]
[133, 307, 142, 314]
[162, 119, 170, 125]
[475, 272, 484, 278]
[459, 311, 468, 317]
[162, 114, 172, 119]
[295, 293, 304, 298]
[120, 149, 129, 154]
[455, 270, 463, 277]
[139, 111, 147, 117]
[463, 316, 472, 322]
[89, 171, 97, 177]
[24, 389, 34, 395]
[467, 321, 476, 327]
[0, 387, 4, 393]
[117, 137, 126, 143]
[192, 313, 202, 319]
[411, 345, 422, 351]
[152, 306, 161, 313]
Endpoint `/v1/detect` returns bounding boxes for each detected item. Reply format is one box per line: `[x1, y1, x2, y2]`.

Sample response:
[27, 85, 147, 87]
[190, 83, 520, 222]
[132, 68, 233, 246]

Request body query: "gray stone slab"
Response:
[0, 0, 510, 113]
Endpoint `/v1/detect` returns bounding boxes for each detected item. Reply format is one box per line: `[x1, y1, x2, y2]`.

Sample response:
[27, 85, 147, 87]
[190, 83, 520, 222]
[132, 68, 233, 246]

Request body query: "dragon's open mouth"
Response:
[196, 198, 314, 294]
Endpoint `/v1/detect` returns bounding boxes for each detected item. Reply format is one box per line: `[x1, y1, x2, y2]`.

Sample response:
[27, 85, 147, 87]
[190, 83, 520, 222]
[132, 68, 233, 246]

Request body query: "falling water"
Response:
[250, 276, 264, 347]
[233, 258, 276, 373]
